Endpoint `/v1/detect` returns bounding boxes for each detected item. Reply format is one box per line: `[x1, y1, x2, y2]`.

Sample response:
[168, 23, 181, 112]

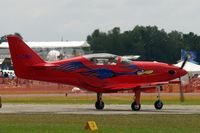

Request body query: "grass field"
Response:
[1, 83, 200, 132]
[2, 93, 200, 105]
[1, 94, 200, 133]
[0, 114, 199, 133]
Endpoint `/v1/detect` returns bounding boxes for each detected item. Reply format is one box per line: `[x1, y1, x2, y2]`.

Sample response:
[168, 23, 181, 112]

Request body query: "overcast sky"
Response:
[0, 0, 199, 41]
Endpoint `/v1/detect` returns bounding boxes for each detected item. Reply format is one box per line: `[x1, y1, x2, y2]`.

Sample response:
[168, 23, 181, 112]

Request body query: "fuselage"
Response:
[19, 55, 187, 93]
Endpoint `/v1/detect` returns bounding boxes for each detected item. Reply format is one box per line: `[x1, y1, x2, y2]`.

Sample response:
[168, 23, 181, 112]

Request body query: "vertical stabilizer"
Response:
[7, 35, 45, 78]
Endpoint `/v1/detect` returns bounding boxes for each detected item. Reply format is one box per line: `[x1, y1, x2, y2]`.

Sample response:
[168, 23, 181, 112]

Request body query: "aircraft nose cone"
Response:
[180, 68, 187, 77]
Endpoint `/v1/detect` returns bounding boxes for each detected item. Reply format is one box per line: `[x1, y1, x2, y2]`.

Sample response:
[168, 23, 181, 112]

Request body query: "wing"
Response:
[30, 63, 58, 69]
[104, 83, 140, 91]
[104, 81, 181, 91]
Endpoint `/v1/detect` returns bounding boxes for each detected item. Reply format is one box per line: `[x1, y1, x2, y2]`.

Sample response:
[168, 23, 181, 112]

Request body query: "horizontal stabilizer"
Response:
[31, 63, 58, 69]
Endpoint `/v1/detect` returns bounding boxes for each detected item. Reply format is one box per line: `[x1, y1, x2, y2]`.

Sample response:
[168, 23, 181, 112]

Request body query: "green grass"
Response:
[2, 94, 200, 105]
[1, 94, 200, 133]
[0, 114, 199, 133]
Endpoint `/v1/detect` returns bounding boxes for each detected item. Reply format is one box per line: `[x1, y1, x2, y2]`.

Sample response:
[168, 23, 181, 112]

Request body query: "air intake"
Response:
[168, 70, 175, 75]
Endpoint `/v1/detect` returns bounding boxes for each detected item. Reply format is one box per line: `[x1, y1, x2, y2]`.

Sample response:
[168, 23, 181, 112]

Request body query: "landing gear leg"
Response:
[131, 89, 141, 111]
[154, 86, 163, 110]
[95, 93, 104, 110]
[0, 96, 2, 108]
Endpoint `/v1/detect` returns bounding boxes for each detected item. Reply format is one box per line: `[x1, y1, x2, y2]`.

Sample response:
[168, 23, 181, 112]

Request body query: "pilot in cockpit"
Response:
[91, 58, 98, 64]
[108, 58, 117, 65]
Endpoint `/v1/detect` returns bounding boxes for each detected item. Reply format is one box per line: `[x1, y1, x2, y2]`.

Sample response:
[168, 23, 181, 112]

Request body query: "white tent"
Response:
[0, 41, 90, 60]
[0, 41, 90, 48]
[175, 61, 200, 82]
[175, 61, 200, 72]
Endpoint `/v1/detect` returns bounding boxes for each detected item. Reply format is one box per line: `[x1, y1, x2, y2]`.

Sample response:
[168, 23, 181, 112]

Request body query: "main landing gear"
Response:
[95, 93, 104, 110]
[94, 91, 142, 111]
[131, 88, 141, 111]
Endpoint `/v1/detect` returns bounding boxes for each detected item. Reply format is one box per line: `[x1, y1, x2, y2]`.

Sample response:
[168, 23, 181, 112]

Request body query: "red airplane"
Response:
[7, 35, 187, 111]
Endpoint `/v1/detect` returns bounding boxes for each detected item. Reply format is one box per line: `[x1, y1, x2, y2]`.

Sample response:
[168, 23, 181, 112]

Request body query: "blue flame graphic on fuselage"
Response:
[58, 61, 142, 79]
[81, 68, 116, 79]
[58, 62, 88, 71]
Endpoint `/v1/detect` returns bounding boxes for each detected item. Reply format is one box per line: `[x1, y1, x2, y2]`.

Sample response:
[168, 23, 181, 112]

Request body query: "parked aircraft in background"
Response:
[121, 55, 140, 60]
[7, 35, 187, 111]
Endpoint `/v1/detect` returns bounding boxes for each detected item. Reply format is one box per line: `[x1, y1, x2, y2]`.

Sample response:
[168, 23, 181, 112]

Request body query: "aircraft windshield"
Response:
[120, 57, 132, 65]
[84, 53, 118, 65]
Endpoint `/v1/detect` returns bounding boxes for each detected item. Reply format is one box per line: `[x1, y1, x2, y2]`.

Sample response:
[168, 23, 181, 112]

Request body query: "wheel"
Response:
[154, 100, 163, 110]
[95, 101, 104, 110]
[131, 101, 141, 111]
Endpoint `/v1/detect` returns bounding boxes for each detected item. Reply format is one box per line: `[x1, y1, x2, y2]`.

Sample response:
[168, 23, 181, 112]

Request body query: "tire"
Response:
[95, 101, 104, 110]
[131, 101, 141, 111]
[154, 100, 163, 110]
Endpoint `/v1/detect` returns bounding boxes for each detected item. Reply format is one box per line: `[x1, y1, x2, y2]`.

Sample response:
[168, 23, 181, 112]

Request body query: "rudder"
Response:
[7, 35, 45, 78]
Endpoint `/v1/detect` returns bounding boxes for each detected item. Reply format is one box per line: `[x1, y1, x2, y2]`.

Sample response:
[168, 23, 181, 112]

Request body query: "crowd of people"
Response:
[0, 70, 15, 79]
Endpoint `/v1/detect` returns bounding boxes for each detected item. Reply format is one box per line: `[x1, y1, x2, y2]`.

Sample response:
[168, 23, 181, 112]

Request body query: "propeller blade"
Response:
[179, 77, 184, 102]
[180, 56, 188, 69]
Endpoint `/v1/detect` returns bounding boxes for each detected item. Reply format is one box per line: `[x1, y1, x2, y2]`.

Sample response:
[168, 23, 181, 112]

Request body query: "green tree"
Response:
[87, 26, 200, 64]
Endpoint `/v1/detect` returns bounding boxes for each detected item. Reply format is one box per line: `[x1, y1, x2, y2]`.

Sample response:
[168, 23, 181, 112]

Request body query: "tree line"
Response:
[1, 27, 200, 64]
[87, 26, 200, 64]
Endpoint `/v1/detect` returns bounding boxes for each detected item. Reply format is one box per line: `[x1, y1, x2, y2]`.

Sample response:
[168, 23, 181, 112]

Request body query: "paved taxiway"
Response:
[0, 104, 200, 114]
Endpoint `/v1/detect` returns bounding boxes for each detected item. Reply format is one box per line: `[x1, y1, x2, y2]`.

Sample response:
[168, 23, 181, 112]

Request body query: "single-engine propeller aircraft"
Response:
[7, 35, 187, 111]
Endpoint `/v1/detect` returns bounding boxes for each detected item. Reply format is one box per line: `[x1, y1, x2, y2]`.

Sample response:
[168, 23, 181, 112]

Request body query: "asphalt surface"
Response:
[0, 104, 200, 114]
